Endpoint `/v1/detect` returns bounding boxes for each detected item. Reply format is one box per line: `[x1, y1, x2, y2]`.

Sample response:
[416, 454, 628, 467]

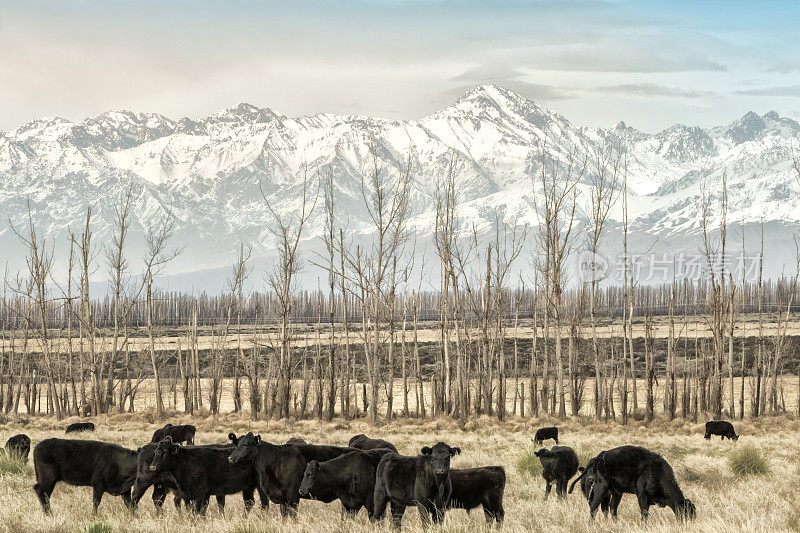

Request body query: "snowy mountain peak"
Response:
[208, 102, 283, 125]
[1, 85, 799, 286]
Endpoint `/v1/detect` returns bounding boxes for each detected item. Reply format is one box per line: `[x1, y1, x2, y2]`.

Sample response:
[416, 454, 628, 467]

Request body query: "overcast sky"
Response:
[2, 0, 799, 133]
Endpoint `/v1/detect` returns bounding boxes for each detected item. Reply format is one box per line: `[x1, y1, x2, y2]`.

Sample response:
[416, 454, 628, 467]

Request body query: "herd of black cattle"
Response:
[0, 420, 743, 528]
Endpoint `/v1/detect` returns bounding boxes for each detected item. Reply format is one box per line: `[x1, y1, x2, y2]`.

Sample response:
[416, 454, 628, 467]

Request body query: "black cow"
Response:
[132, 440, 266, 514]
[299, 449, 391, 518]
[534, 446, 579, 500]
[569, 445, 695, 521]
[65, 422, 95, 433]
[5, 434, 31, 462]
[705, 421, 738, 441]
[145, 436, 265, 515]
[228, 432, 357, 517]
[348, 434, 399, 453]
[373, 442, 461, 529]
[533, 426, 558, 445]
[447, 466, 505, 525]
[33, 438, 137, 513]
[151, 424, 196, 445]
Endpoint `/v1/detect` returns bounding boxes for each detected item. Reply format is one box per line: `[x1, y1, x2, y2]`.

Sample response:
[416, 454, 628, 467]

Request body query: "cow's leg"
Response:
[609, 492, 622, 518]
[416, 502, 434, 528]
[33, 466, 57, 514]
[390, 501, 406, 529]
[215, 495, 225, 515]
[121, 488, 133, 511]
[431, 503, 445, 524]
[554, 435, 559, 444]
[33, 480, 55, 514]
[149, 484, 167, 514]
[341, 504, 359, 520]
[556, 478, 567, 500]
[636, 488, 650, 520]
[256, 486, 269, 510]
[279, 500, 299, 519]
[241, 487, 255, 513]
[373, 481, 389, 520]
[704, 432, 710, 439]
[588, 487, 607, 519]
[543, 481, 552, 500]
[92, 485, 104, 513]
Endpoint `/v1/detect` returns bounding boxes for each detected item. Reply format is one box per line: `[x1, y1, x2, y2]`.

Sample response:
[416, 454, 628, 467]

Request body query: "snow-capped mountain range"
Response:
[1, 85, 799, 291]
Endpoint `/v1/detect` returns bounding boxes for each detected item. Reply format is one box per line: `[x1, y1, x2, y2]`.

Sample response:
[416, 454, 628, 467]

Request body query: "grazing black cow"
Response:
[299, 449, 391, 518]
[228, 432, 357, 517]
[534, 446, 579, 500]
[33, 438, 137, 513]
[348, 434, 399, 453]
[533, 426, 558, 445]
[705, 421, 738, 441]
[65, 422, 95, 433]
[286, 437, 308, 445]
[151, 423, 196, 445]
[132, 441, 266, 514]
[5, 434, 31, 462]
[373, 442, 461, 529]
[569, 445, 695, 521]
[447, 466, 505, 525]
[145, 437, 265, 515]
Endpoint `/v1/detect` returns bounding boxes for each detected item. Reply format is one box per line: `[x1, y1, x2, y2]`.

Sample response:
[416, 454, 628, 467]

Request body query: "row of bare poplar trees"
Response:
[1, 144, 799, 423]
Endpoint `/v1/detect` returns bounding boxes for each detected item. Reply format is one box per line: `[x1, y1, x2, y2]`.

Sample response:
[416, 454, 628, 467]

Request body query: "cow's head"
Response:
[421, 442, 460, 477]
[298, 460, 320, 498]
[677, 498, 696, 521]
[149, 436, 178, 472]
[731, 434, 739, 441]
[228, 432, 260, 464]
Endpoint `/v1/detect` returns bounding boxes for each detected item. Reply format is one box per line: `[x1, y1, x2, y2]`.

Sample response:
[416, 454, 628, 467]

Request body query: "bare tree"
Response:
[265, 166, 318, 419]
[534, 139, 586, 419]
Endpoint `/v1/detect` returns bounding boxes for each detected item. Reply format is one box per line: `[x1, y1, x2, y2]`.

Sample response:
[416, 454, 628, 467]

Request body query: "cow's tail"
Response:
[568, 467, 585, 494]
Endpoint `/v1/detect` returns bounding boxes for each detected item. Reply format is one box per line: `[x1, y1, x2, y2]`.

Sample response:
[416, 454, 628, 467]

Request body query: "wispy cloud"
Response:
[734, 85, 800, 96]
[450, 65, 576, 101]
[594, 83, 714, 98]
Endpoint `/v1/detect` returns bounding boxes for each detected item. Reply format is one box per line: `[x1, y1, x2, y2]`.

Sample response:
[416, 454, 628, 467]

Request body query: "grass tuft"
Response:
[0, 451, 32, 477]
[84, 522, 113, 533]
[515, 447, 542, 478]
[728, 445, 770, 477]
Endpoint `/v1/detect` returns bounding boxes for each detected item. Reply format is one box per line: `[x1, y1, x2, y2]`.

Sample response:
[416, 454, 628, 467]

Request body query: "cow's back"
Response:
[449, 466, 505, 509]
[35, 439, 136, 489]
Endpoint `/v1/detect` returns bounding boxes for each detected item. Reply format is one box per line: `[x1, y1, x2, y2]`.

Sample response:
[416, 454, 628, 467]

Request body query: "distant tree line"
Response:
[1, 143, 798, 423]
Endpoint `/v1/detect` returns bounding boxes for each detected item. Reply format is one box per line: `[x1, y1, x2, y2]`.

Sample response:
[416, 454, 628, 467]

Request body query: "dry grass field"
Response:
[0, 414, 798, 533]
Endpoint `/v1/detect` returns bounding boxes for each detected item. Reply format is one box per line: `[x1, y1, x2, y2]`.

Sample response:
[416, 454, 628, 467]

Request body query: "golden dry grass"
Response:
[1, 415, 799, 532]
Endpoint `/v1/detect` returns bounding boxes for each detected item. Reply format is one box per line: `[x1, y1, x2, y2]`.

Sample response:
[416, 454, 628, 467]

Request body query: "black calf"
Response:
[5, 434, 31, 462]
[533, 426, 558, 445]
[33, 438, 137, 513]
[534, 446, 579, 500]
[447, 466, 505, 524]
[65, 422, 95, 434]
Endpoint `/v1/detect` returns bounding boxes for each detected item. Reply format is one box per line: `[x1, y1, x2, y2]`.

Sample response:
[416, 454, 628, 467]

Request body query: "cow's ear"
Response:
[255, 435, 261, 443]
[163, 436, 173, 444]
[578, 466, 585, 472]
[450, 447, 461, 456]
[228, 433, 237, 443]
[421, 446, 432, 455]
